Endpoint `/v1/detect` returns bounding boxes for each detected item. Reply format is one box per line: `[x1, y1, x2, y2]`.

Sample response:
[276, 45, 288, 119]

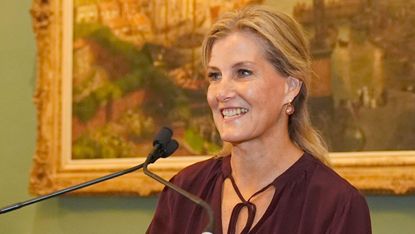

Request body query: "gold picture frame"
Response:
[29, 0, 415, 196]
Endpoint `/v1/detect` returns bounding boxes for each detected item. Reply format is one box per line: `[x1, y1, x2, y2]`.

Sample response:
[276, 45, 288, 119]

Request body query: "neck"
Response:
[229, 122, 303, 196]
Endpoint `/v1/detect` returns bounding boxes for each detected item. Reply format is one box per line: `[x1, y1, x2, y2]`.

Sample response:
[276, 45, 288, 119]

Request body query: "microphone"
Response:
[153, 126, 173, 147]
[147, 127, 175, 163]
[143, 132, 215, 234]
[0, 127, 173, 215]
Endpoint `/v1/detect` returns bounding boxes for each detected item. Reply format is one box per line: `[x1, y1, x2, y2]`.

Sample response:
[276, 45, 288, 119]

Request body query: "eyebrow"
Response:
[207, 61, 256, 70]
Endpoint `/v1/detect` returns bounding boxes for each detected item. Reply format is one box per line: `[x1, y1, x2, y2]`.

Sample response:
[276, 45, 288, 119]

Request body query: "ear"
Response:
[283, 76, 302, 103]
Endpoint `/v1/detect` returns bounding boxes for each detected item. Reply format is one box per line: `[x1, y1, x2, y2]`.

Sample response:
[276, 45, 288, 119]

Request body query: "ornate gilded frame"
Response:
[29, 0, 415, 196]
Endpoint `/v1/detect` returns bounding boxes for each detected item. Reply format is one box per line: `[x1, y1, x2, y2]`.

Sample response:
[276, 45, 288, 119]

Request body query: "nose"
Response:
[215, 77, 235, 103]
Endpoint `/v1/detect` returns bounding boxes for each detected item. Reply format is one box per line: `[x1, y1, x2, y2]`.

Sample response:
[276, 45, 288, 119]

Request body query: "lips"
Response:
[220, 107, 249, 119]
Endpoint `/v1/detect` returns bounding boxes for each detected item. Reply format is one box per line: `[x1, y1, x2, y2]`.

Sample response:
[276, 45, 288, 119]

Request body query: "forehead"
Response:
[208, 31, 268, 67]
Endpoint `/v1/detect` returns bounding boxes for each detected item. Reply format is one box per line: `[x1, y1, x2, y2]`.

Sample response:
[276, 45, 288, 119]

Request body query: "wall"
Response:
[0, 1, 414, 233]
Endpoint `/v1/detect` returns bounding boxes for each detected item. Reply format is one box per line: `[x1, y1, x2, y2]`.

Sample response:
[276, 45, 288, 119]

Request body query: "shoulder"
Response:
[148, 157, 225, 234]
[301, 154, 371, 230]
[304, 154, 365, 203]
[170, 156, 225, 190]
[302, 156, 372, 232]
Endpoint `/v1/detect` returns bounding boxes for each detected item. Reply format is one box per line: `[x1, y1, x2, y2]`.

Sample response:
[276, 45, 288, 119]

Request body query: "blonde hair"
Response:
[202, 5, 329, 163]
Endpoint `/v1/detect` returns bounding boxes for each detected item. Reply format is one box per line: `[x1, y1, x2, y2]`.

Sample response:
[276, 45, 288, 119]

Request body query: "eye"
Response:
[207, 71, 221, 82]
[236, 69, 253, 78]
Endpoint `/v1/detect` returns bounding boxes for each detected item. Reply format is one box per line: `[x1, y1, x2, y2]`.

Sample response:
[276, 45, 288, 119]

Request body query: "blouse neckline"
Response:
[218, 152, 315, 233]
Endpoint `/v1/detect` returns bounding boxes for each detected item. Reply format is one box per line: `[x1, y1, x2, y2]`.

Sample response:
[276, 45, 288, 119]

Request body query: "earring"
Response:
[285, 99, 294, 115]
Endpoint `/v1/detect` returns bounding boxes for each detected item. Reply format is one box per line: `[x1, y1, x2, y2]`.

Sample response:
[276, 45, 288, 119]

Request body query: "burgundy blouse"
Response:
[147, 153, 371, 234]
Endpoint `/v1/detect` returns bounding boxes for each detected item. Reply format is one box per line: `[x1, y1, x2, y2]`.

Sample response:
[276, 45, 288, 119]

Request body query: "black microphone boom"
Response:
[0, 162, 146, 214]
[143, 138, 215, 234]
[0, 127, 173, 215]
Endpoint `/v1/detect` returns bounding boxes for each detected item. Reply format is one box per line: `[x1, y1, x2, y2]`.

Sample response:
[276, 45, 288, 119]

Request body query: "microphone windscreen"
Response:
[153, 127, 173, 147]
[162, 140, 179, 157]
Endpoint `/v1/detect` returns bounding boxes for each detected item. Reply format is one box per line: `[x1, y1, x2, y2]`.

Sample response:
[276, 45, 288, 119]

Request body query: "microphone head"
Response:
[161, 139, 179, 158]
[148, 139, 179, 163]
[153, 127, 173, 147]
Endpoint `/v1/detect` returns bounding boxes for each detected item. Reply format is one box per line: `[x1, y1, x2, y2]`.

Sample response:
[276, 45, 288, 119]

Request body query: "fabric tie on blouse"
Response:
[227, 174, 275, 234]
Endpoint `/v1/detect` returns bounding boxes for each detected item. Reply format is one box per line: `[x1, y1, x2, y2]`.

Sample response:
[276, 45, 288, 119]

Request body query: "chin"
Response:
[219, 130, 248, 144]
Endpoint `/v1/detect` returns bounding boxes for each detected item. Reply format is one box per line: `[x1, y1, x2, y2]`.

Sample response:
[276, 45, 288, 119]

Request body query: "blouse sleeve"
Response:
[328, 190, 372, 234]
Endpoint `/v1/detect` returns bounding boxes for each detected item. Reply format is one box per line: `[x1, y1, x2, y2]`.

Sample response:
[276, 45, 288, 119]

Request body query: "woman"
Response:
[147, 5, 371, 234]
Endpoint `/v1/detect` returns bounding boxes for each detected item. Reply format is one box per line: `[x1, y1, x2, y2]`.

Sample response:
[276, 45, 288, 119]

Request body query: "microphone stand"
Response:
[143, 155, 215, 234]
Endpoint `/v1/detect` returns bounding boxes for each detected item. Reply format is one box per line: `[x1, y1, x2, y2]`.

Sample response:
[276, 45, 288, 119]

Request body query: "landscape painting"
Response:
[71, 0, 414, 160]
[29, 0, 415, 196]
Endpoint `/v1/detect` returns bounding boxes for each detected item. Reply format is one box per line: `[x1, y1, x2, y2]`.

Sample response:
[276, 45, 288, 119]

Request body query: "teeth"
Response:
[221, 108, 248, 118]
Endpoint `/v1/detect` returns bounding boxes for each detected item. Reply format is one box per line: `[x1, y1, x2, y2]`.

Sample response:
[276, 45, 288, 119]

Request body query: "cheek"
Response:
[206, 86, 217, 110]
[243, 81, 270, 105]
[247, 80, 285, 110]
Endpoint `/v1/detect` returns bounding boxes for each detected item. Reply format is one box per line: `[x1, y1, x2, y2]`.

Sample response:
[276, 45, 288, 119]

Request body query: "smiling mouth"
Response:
[221, 107, 249, 119]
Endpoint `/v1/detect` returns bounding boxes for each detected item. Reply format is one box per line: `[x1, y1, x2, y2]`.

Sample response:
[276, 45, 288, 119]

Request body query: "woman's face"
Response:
[206, 31, 295, 144]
